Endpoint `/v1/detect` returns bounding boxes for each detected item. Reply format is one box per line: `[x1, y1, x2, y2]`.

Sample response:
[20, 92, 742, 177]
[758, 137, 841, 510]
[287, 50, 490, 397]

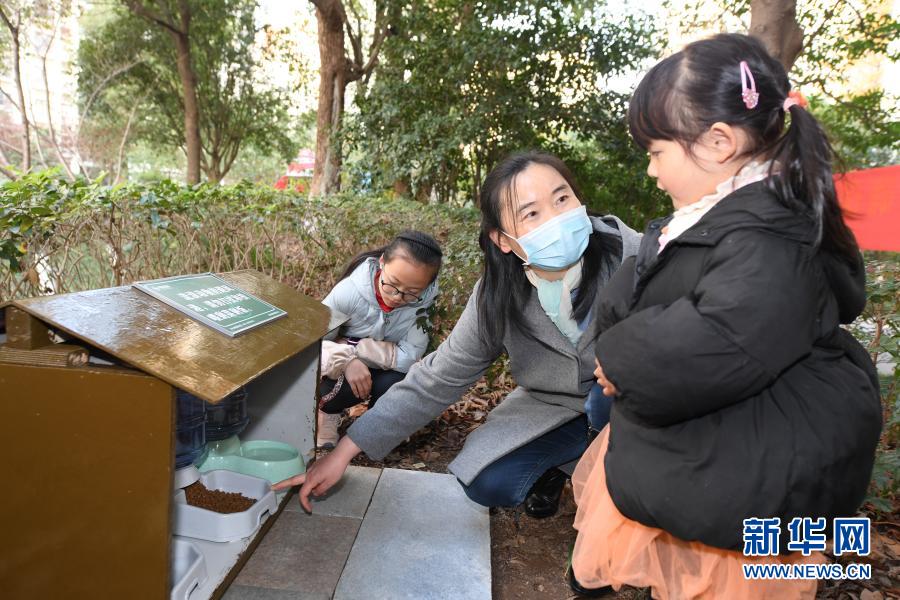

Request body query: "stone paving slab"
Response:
[333, 468, 491, 600]
[283, 465, 381, 520]
[223, 585, 319, 600]
[228, 510, 360, 599]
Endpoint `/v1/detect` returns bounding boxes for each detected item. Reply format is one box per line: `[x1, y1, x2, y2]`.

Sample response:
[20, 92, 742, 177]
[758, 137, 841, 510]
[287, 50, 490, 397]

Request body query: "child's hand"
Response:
[344, 358, 373, 399]
[594, 358, 619, 396]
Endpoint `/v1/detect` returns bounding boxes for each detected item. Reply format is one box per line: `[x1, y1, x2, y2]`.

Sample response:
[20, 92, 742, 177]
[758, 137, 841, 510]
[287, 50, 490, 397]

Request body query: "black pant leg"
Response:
[319, 368, 407, 414]
[318, 377, 359, 414]
[368, 369, 407, 408]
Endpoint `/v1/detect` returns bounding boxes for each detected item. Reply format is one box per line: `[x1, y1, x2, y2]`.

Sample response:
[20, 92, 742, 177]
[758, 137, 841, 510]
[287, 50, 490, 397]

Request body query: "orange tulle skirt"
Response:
[571, 426, 825, 600]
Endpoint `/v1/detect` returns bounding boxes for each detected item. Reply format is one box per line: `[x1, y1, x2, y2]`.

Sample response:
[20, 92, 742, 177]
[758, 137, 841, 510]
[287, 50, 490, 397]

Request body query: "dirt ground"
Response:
[327, 384, 900, 600]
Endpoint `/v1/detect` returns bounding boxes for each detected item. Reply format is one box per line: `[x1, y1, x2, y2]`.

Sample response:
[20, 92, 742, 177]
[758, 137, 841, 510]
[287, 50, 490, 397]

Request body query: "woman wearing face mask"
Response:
[273, 152, 641, 516]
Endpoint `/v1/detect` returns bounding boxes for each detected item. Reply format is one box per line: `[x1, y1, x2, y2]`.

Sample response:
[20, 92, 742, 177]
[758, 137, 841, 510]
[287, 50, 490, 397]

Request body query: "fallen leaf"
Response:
[880, 537, 900, 559]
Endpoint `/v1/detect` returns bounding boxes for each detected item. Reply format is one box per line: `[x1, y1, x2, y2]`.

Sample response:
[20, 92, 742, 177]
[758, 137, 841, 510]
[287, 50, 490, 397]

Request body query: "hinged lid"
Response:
[5, 270, 336, 402]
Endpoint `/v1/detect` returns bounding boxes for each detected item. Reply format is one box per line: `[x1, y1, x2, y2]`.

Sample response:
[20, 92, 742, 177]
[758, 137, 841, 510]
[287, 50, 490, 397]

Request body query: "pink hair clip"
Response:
[740, 61, 759, 109]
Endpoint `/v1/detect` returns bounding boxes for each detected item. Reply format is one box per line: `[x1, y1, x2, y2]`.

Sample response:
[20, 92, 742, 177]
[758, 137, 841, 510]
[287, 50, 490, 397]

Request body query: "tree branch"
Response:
[0, 163, 18, 180]
[123, 0, 184, 35]
[801, 0, 843, 49]
[344, 1, 388, 83]
[345, 1, 364, 67]
[221, 140, 240, 179]
[360, 8, 388, 81]
[114, 95, 143, 184]
[38, 10, 77, 179]
[0, 4, 18, 36]
[76, 59, 144, 146]
[0, 84, 22, 112]
[0, 137, 23, 154]
[0, 137, 17, 179]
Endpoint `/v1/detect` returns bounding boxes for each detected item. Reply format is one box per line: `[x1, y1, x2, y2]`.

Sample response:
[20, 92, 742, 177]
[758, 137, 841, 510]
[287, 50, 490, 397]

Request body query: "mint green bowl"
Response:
[197, 437, 305, 485]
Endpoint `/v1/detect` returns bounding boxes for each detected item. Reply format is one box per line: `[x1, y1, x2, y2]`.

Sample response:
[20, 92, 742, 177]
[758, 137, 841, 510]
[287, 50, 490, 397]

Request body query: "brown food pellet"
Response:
[184, 482, 256, 514]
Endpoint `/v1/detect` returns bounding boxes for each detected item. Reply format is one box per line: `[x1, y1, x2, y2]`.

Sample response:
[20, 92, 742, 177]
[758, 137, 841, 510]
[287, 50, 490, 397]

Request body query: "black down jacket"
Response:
[594, 180, 882, 551]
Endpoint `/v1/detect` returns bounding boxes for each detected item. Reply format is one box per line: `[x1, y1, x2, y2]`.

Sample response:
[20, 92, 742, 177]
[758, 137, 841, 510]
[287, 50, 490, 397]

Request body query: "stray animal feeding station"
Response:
[0, 269, 346, 600]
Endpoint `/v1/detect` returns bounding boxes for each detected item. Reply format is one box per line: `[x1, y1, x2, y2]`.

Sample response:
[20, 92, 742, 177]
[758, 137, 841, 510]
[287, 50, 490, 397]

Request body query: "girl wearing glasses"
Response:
[277, 152, 640, 520]
[317, 230, 443, 449]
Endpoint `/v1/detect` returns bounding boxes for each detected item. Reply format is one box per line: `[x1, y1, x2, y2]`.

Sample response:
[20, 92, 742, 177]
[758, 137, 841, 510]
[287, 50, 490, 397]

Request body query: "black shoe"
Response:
[523, 467, 567, 518]
[566, 565, 614, 598]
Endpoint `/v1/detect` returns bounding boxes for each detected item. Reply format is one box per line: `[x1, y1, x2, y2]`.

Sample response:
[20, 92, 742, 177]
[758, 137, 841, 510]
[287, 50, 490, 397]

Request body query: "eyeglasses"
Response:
[379, 273, 422, 303]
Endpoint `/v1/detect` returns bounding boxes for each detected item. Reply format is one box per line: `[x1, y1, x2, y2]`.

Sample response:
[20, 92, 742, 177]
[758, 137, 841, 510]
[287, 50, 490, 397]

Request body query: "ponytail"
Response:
[767, 103, 859, 263]
[338, 248, 385, 281]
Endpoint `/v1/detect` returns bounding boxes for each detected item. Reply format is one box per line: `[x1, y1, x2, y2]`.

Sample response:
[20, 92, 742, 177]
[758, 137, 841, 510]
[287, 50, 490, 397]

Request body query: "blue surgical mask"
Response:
[503, 205, 593, 271]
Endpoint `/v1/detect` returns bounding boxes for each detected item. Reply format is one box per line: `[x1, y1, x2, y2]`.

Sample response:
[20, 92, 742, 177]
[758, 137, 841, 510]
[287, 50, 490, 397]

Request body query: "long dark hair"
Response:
[476, 151, 622, 343]
[627, 33, 858, 263]
[338, 230, 443, 282]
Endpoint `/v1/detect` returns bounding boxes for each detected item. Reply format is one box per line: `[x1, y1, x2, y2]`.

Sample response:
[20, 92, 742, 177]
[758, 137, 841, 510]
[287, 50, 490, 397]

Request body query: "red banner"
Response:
[834, 165, 900, 252]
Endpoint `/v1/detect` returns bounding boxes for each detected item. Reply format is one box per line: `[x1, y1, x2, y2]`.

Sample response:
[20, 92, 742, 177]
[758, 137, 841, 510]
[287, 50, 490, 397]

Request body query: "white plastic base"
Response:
[170, 538, 207, 600]
[172, 492, 288, 600]
[173, 470, 277, 543]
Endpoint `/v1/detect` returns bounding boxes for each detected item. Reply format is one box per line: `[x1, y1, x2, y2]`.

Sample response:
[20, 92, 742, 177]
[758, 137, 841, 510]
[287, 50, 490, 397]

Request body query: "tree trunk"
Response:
[114, 98, 141, 184]
[311, 0, 346, 196]
[11, 33, 30, 171]
[392, 178, 409, 197]
[170, 30, 202, 184]
[123, 1, 202, 183]
[0, 8, 32, 172]
[749, 0, 804, 72]
[206, 151, 222, 183]
[40, 26, 77, 180]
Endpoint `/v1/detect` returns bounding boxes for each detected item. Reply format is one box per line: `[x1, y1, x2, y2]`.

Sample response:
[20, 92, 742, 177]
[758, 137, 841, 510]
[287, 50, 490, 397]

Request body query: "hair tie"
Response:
[739, 61, 759, 109]
[783, 90, 808, 111]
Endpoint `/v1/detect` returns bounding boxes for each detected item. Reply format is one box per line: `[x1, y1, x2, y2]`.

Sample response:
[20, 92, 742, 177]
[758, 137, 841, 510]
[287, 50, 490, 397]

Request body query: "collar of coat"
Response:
[650, 180, 818, 249]
[638, 179, 866, 324]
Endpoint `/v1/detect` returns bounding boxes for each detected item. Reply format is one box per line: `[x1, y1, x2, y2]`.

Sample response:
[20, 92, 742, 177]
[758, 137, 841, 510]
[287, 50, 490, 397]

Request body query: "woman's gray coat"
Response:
[346, 216, 641, 484]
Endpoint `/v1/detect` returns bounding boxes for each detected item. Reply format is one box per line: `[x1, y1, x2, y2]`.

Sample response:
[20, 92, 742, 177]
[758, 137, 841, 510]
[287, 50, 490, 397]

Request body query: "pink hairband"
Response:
[783, 90, 808, 111]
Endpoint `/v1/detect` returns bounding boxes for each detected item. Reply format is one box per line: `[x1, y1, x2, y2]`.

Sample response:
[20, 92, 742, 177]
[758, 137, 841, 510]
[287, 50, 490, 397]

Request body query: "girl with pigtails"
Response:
[570, 33, 882, 599]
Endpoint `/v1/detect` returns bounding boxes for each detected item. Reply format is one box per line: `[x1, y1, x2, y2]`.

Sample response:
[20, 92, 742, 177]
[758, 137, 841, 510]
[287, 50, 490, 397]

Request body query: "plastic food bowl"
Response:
[170, 538, 207, 600]
[197, 436, 305, 485]
[173, 470, 277, 543]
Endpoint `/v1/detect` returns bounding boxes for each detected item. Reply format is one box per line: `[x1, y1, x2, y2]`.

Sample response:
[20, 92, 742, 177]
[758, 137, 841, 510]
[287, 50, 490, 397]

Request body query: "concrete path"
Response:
[224, 466, 491, 600]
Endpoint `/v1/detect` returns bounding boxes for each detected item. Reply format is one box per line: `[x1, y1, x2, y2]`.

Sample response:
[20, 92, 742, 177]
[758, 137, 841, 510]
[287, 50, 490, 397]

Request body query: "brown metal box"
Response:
[0, 270, 342, 600]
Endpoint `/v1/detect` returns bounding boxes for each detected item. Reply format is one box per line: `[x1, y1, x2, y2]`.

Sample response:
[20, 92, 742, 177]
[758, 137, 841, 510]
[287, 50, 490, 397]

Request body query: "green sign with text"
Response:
[133, 273, 287, 337]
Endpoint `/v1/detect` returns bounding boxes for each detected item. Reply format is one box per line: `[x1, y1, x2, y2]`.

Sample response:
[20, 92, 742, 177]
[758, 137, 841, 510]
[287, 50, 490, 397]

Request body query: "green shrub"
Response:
[0, 169, 481, 346]
[848, 253, 900, 515]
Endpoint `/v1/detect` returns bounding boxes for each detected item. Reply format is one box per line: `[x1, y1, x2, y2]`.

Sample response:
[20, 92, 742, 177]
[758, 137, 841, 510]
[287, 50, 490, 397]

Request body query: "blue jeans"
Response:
[585, 383, 614, 432]
[460, 415, 589, 507]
